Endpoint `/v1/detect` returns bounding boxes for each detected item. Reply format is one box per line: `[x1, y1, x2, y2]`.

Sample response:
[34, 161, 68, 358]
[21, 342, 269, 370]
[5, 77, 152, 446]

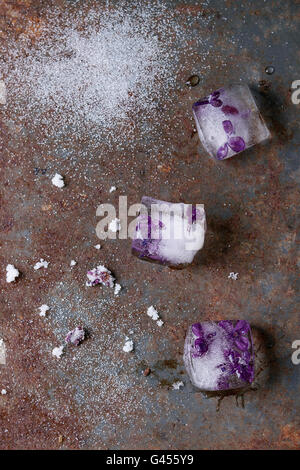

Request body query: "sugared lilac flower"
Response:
[86, 265, 115, 288]
[192, 84, 270, 160]
[184, 320, 254, 391]
[65, 326, 85, 346]
[132, 197, 206, 267]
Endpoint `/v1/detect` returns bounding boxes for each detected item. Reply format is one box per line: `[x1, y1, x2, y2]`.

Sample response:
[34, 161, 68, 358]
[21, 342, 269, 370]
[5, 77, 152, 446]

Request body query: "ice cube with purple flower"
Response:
[184, 320, 254, 391]
[192, 83, 270, 160]
[131, 196, 206, 267]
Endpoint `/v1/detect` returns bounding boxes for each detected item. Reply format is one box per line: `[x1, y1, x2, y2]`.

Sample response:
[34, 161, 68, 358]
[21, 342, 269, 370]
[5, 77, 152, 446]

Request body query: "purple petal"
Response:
[193, 99, 209, 108]
[194, 338, 208, 356]
[211, 91, 220, 98]
[235, 336, 249, 351]
[216, 143, 228, 160]
[210, 98, 223, 107]
[218, 320, 234, 333]
[234, 320, 250, 334]
[228, 136, 246, 153]
[221, 105, 239, 115]
[222, 120, 234, 135]
[192, 323, 203, 338]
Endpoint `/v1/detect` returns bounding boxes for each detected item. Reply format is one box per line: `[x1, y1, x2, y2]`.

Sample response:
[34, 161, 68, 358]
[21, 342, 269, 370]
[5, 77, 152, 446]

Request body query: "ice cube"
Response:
[132, 197, 206, 267]
[192, 84, 270, 160]
[184, 320, 254, 391]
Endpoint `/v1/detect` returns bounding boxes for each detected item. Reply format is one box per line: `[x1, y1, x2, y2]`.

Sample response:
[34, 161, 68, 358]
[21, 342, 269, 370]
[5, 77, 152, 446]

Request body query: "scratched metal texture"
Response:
[0, 0, 299, 450]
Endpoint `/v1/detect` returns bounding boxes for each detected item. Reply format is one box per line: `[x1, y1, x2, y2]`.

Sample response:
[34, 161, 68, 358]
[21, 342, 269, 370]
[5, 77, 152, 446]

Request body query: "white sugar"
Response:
[147, 306, 159, 321]
[172, 381, 184, 390]
[34, 259, 49, 270]
[6, 264, 20, 283]
[51, 173, 65, 188]
[70, 260, 77, 267]
[0, 339, 6, 365]
[52, 346, 64, 359]
[0, 80, 6, 104]
[228, 272, 239, 280]
[114, 283, 122, 296]
[123, 339, 134, 353]
[38, 304, 50, 317]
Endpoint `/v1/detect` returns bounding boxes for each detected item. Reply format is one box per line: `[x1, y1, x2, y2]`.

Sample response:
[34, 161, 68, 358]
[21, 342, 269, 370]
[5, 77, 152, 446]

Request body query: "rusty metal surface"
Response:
[0, 0, 299, 450]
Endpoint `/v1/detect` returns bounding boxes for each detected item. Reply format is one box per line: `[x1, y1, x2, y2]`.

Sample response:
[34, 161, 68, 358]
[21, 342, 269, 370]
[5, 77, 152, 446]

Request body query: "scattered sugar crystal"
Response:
[51, 173, 65, 188]
[0, 339, 6, 365]
[38, 304, 50, 317]
[1, 389, 7, 395]
[114, 283, 122, 296]
[109, 218, 121, 233]
[0, 80, 6, 104]
[228, 272, 239, 280]
[123, 339, 134, 353]
[109, 186, 117, 193]
[34, 259, 49, 270]
[156, 319, 164, 327]
[52, 346, 64, 359]
[6, 264, 20, 283]
[70, 260, 77, 267]
[184, 321, 254, 391]
[172, 381, 184, 390]
[86, 265, 115, 288]
[132, 197, 206, 267]
[192, 84, 270, 160]
[65, 326, 85, 346]
[94, 244, 101, 250]
[147, 306, 159, 321]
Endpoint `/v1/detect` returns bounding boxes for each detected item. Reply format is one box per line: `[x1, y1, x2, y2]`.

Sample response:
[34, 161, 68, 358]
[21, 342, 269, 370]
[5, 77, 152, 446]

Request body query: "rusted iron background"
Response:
[0, 0, 299, 449]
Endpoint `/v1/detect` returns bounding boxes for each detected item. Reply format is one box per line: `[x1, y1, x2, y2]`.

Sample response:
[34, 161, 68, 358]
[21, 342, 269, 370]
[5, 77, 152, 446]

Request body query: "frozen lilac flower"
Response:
[184, 320, 254, 391]
[192, 83, 270, 160]
[132, 197, 206, 267]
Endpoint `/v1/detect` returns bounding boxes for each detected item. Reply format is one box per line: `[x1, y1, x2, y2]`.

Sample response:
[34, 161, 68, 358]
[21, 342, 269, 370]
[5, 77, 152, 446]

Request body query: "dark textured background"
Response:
[0, 0, 299, 449]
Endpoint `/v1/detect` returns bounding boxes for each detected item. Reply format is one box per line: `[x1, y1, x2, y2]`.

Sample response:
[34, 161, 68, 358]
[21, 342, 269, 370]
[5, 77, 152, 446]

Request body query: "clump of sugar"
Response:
[70, 260, 77, 267]
[147, 306, 164, 327]
[123, 339, 134, 353]
[34, 259, 49, 270]
[38, 304, 50, 317]
[1, 389, 7, 395]
[228, 272, 239, 280]
[172, 381, 184, 390]
[65, 326, 85, 346]
[94, 244, 101, 250]
[109, 218, 121, 233]
[0, 80, 6, 104]
[51, 173, 65, 188]
[109, 186, 117, 193]
[52, 346, 64, 359]
[6, 264, 20, 283]
[114, 283, 122, 296]
[0, 339, 6, 365]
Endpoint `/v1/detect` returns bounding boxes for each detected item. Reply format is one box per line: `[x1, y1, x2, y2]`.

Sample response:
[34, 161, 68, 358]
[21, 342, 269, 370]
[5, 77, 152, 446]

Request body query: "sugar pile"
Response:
[1, 1, 212, 150]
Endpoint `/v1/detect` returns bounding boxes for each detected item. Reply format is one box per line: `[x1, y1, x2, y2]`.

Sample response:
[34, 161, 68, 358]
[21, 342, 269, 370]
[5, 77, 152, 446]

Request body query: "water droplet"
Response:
[186, 74, 200, 87]
[265, 66, 275, 75]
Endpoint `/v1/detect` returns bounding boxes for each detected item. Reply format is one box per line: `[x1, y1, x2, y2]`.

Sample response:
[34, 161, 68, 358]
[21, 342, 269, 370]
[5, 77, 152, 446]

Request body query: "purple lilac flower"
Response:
[191, 323, 216, 358]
